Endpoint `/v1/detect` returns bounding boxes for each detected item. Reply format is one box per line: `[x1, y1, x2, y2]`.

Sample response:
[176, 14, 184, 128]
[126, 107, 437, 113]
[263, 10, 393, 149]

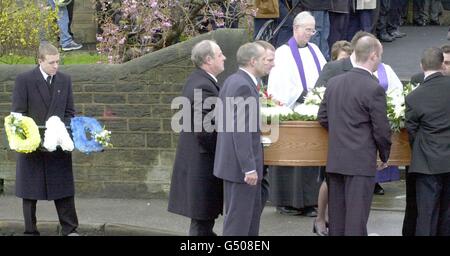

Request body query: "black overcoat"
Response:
[167, 68, 223, 220]
[12, 67, 75, 200]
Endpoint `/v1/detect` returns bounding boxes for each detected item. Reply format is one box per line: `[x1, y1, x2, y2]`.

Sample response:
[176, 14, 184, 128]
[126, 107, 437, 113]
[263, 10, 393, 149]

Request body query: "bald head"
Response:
[350, 31, 376, 49]
[354, 36, 382, 63]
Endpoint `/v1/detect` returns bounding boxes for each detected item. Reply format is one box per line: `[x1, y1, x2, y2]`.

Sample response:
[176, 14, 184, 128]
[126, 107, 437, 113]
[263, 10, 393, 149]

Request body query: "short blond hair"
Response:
[38, 42, 59, 61]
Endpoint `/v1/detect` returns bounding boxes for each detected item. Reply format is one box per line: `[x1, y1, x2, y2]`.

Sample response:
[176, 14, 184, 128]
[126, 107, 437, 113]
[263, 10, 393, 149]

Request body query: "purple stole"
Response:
[377, 63, 388, 91]
[375, 63, 400, 183]
[288, 37, 321, 93]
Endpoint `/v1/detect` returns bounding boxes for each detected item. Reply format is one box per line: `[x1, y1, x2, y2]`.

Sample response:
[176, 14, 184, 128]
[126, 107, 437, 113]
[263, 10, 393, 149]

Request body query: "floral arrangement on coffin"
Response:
[291, 87, 327, 121]
[70, 116, 112, 154]
[4, 114, 41, 153]
[387, 82, 419, 132]
[259, 83, 293, 122]
[260, 82, 419, 132]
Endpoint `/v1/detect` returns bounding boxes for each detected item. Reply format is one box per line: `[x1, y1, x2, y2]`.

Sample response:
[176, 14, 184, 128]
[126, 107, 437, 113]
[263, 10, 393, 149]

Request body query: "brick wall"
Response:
[0, 29, 250, 198]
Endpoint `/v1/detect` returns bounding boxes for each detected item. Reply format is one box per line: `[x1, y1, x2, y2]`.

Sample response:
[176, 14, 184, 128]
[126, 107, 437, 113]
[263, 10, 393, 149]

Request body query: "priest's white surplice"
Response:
[267, 43, 326, 109]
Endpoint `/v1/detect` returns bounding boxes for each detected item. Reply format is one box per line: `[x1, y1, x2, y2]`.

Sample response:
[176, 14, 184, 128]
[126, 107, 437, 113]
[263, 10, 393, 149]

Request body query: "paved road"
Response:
[382, 25, 449, 80]
[0, 180, 407, 236]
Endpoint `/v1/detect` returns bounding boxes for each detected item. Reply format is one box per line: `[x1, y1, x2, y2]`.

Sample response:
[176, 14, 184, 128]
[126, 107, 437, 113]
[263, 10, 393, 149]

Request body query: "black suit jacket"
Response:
[12, 66, 75, 200]
[168, 68, 223, 220]
[318, 68, 392, 176]
[315, 57, 353, 88]
[405, 72, 450, 175]
[410, 72, 424, 85]
[214, 69, 263, 183]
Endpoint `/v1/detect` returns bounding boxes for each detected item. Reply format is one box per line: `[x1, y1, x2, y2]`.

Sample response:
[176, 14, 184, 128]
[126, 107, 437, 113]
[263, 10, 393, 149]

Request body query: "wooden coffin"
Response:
[263, 121, 411, 166]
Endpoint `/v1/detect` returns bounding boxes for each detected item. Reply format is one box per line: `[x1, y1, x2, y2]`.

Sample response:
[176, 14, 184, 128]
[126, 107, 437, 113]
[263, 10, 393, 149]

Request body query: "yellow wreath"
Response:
[4, 115, 41, 153]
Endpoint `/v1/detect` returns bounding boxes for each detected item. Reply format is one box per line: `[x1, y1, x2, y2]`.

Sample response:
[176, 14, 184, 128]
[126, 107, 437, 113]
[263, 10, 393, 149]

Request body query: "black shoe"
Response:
[302, 206, 318, 217]
[374, 183, 385, 195]
[378, 33, 395, 42]
[23, 231, 40, 236]
[389, 30, 406, 38]
[276, 206, 302, 216]
[429, 20, 440, 26]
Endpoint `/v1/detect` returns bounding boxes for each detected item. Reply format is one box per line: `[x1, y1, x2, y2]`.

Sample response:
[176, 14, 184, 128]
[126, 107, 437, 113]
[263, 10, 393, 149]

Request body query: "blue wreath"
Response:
[70, 116, 103, 154]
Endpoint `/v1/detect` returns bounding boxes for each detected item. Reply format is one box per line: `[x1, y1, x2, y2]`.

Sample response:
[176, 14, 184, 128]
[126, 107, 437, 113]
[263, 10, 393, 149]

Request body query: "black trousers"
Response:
[402, 166, 417, 236]
[415, 173, 450, 236]
[67, 0, 74, 38]
[189, 219, 216, 236]
[376, 0, 391, 35]
[261, 166, 270, 213]
[327, 173, 374, 236]
[23, 196, 79, 236]
[328, 12, 349, 51]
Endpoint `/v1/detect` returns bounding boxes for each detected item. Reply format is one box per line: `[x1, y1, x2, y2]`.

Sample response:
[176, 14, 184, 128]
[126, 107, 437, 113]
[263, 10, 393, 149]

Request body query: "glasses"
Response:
[304, 28, 317, 35]
[295, 25, 317, 35]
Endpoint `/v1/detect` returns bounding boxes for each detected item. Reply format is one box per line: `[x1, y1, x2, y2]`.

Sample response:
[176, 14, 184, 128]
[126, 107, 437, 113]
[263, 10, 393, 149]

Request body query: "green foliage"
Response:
[0, 53, 104, 65]
[279, 112, 317, 122]
[60, 52, 106, 65]
[0, 0, 59, 60]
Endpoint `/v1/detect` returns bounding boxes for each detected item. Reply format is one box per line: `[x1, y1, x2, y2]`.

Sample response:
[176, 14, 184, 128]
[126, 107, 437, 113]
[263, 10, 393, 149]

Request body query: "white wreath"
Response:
[43, 116, 74, 152]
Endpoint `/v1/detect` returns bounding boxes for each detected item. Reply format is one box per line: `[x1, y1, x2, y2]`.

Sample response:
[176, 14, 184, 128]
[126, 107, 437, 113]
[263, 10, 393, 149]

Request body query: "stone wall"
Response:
[0, 29, 250, 198]
[72, 0, 97, 43]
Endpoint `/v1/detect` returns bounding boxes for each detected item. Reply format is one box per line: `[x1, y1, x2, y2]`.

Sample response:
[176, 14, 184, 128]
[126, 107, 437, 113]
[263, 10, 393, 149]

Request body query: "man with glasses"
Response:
[266, 11, 326, 217]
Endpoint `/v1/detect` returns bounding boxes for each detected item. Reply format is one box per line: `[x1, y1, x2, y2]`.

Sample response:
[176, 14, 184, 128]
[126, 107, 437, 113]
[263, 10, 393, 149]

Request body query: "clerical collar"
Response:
[39, 66, 53, 84]
[239, 68, 258, 87]
[298, 43, 308, 48]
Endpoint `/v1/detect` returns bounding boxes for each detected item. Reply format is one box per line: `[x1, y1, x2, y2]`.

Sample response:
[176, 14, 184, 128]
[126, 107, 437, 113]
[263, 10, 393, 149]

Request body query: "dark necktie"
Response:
[46, 76, 52, 86]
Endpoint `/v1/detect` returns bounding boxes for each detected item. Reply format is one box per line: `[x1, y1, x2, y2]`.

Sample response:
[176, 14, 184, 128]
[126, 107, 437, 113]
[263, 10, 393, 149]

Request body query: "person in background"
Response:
[254, 40, 276, 213]
[67, 0, 75, 39]
[328, 0, 352, 52]
[47, 0, 83, 51]
[313, 39, 352, 236]
[168, 40, 226, 236]
[347, 0, 376, 42]
[267, 11, 326, 217]
[330, 40, 352, 61]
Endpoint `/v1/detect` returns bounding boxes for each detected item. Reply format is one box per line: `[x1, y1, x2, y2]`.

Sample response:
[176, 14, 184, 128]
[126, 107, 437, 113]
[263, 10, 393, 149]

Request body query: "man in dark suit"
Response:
[403, 44, 450, 236]
[254, 40, 276, 212]
[214, 42, 266, 236]
[168, 40, 226, 236]
[11, 42, 78, 236]
[405, 47, 450, 236]
[318, 36, 392, 235]
[411, 44, 450, 85]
